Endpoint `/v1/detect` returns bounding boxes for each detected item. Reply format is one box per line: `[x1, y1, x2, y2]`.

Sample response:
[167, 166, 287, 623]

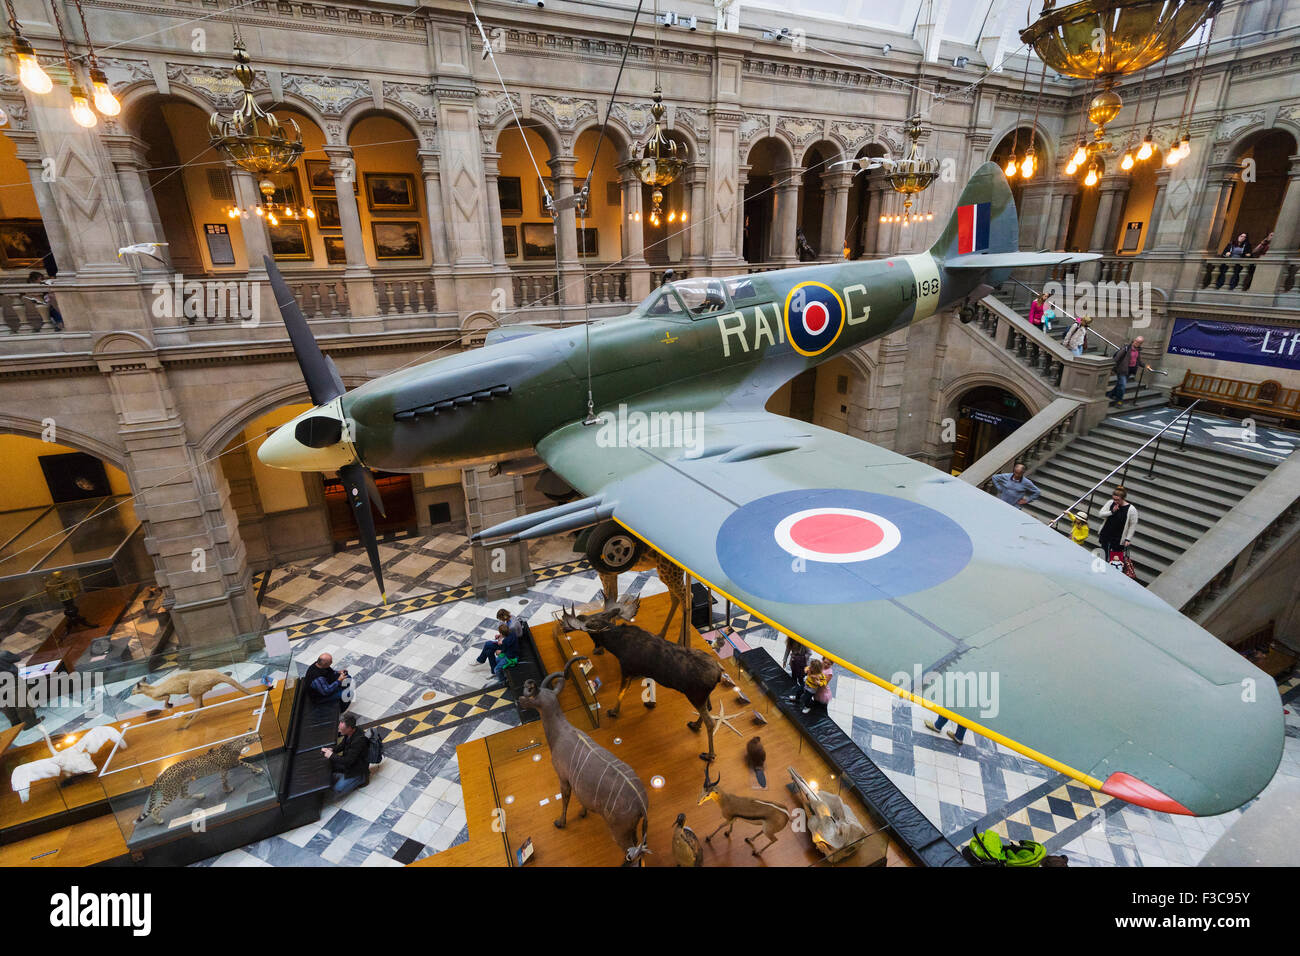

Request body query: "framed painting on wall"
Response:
[0, 219, 50, 268]
[498, 177, 523, 216]
[522, 222, 556, 260]
[537, 178, 555, 216]
[314, 198, 341, 229]
[372, 220, 423, 259]
[268, 220, 312, 260]
[502, 224, 519, 258]
[306, 159, 335, 193]
[576, 227, 598, 257]
[39, 452, 112, 502]
[323, 235, 347, 265]
[364, 172, 417, 211]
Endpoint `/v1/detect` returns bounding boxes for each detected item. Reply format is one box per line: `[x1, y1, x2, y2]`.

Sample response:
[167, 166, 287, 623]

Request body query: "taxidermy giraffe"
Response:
[649, 549, 692, 645]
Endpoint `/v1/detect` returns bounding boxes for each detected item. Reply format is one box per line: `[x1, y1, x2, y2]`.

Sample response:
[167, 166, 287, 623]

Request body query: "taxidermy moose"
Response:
[517, 656, 651, 866]
[560, 595, 730, 762]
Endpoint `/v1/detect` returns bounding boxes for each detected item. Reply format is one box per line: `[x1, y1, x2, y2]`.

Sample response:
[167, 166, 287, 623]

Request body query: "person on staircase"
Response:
[1028, 291, 1047, 328]
[1107, 335, 1152, 406]
[1062, 314, 1091, 356]
[1097, 486, 1139, 570]
[991, 463, 1042, 510]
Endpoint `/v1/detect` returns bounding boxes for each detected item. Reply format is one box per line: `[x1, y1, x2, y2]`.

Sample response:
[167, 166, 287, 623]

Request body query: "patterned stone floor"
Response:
[1111, 406, 1299, 464]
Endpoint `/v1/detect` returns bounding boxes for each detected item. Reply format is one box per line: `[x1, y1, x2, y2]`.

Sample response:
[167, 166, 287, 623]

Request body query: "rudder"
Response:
[929, 162, 1018, 262]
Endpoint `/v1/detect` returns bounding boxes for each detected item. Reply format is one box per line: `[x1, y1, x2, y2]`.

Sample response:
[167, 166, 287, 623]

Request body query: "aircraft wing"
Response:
[534, 398, 1283, 816]
[941, 251, 1101, 269]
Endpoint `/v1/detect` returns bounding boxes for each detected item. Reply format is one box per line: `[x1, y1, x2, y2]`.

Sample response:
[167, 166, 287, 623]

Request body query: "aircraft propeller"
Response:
[264, 255, 389, 602]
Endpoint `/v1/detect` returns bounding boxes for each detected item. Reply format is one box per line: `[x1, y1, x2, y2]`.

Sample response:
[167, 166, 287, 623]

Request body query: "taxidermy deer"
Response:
[698, 766, 790, 856]
[517, 656, 651, 866]
[560, 595, 728, 762]
[132, 669, 256, 726]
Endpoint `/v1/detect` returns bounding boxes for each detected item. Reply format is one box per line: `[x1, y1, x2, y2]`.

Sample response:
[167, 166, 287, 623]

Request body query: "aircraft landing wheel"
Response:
[585, 521, 644, 575]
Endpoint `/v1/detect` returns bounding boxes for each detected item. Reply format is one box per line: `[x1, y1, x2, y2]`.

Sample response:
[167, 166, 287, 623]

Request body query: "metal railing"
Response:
[1049, 400, 1201, 526]
[1005, 276, 1121, 355]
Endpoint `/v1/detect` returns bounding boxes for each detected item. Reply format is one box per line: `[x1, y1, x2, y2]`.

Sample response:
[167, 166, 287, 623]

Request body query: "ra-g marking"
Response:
[716, 280, 875, 359]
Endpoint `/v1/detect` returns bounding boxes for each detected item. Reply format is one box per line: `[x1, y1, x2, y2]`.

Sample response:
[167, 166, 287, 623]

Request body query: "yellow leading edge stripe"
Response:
[615, 518, 1106, 793]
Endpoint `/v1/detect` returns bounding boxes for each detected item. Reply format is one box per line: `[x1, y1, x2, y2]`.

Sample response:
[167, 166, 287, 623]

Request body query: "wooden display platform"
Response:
[1, 681, 284, 840]
[23, 584, 141, 673]
[0, 813, 128, 867]
[418, 592, 910, 868]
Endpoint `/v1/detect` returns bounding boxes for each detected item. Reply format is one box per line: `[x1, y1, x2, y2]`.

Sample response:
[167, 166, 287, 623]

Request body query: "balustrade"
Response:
[1198, 257, 1256, 291]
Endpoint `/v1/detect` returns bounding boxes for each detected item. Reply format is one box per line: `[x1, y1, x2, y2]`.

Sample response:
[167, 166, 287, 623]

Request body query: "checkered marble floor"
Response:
[191, 563, 667, 866]
[1111, 406, 1299, 464]
[725, 609, 1300, 867]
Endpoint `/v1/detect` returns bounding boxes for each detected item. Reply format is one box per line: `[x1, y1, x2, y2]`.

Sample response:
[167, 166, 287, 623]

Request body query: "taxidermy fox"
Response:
[132, 669, 256, 720]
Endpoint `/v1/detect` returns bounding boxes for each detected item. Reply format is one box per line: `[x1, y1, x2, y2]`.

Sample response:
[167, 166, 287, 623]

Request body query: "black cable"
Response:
[579, 0, 647, 202]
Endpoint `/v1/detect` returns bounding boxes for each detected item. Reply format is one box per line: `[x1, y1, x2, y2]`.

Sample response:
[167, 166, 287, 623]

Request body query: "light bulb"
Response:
[15, 44, 52, 95]
[90, 69, 121, 116]
[879, 215, 886, 223]
[1166, 151, 1180, 166]
[1065, 161, 1078, 176]
[70, 87, 98, 128]
[255, 206, 265, 217]
[1071, 144, 1087, 167]
[1179, 139, 1191, 159]
[1020, 154, 1034, 177]
[267, 213, 279, 226]
[680, 212, 686, 222]
[926, 212, 933, 221]
[305, 208, 315, 219]
[1137, 139, 1153, 161]
[1084, 167, 1098, 187]
[1120, 152, 1134, 171]
[667, 211, 676, 222]
[1004, 158, 1017, 177]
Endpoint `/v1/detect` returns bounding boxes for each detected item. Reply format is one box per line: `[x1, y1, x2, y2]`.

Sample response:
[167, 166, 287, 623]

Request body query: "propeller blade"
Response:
[265, 255, 344, 406]
[362, 467, 387, 519]
[339, 462, 386, 603]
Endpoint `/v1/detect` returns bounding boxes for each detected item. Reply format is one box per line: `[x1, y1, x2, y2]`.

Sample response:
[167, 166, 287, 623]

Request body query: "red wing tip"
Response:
[1101, 772, 1193, 815]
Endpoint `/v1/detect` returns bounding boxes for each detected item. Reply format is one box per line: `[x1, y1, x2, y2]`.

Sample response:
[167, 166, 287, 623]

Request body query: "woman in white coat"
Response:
[1097, 486, 1139, 559]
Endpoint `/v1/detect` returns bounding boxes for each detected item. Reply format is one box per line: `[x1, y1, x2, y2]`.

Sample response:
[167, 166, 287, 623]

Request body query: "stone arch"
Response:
[117, 83, 217, 140]
[801, 138, 843, 171]
[745, 134, 794, 169]
[940, 372, 1043, 422]
[197, 378, 368, 458]
[340, 101, 421, 145]
[571, 115, 635, 158]
[1221, 120, 1300, 165]
[255, 91, 334, 141]
[987, 122, 1055, 172]
[493, 114, 563, 158]
[0, 414, 127, 470]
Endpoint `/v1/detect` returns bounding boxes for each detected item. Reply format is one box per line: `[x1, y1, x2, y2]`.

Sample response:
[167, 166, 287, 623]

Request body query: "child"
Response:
[1042, 298, 1056, 333]
[783, 636, 809, 699]
[799, 658, 833, 715]
[1069, 509, 1089, 546]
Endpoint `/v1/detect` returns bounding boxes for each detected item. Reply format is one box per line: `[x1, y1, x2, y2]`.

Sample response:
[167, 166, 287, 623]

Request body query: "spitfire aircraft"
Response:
[259, 162, 1283, 817]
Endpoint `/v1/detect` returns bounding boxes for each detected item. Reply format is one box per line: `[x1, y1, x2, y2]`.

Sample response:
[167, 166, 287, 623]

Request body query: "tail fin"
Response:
[929, 161, 1018, 261]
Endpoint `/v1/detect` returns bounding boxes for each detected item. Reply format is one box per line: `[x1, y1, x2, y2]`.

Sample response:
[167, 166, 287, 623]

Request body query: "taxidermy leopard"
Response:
[134, 735, 264, 826]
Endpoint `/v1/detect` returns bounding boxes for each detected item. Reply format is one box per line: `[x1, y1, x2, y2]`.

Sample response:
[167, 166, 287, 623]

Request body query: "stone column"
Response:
[95, 336, 263, 648]
[1264, 154, 1300, 256]
[1197, 162, 1241, 254]
[1019, 181, 1054, 251]
[1088, 175, 1128, 254]
[772, 167, 802, 265]
[735, 164, 750, 263]
[10, 132, 73, 277]
[686, 162, 708, 269]
[1144, 166, 1173, 253]
[863, 185, 882, 256]
[1056, 190, 1075, 250]
[418, 149, 451, 265]
[706, 109, 746, 268]
[231, 168, 274, 278]
[103, 136, 170, 278]
[481, 150, 508, 266]
[547, 154, 584, 315]
[1045, 189, 1066, 251]
[821, 169, 854, 261]
[322, 145, 378, 319]
[620, 161, 649, 300]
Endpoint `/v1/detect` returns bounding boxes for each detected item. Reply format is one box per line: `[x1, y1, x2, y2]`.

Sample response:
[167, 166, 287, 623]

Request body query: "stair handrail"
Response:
[1005, 276, 1121, 354]
[1049, 399, 1202, 526]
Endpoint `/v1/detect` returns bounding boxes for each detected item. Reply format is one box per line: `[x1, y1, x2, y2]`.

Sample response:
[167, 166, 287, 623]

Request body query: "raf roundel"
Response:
[715, 489, 973, 605]
[784, 282, 846, 357]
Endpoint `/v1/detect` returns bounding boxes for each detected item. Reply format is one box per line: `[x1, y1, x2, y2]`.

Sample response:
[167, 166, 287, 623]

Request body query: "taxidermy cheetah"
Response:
[134, 735, 264, 826]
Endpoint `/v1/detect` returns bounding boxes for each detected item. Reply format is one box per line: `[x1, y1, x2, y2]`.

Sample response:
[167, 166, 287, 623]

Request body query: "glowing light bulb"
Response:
[1004, 158, 1017, 177]
[1120, 152, 1134, 171]
[926, 212, 933, 221]
[1071, 144, 1087, 167]
[255, 206, 265, 217]
[680, 212, 687, 223]
[1084, 167, 1098, 187]
[1137, 139, 1153, 161]
[267, 213, 279, 226]
[1179, 139, 1191, 159]
[305, 208, 315, 219]
[667, 210, 676, 223]
[1065, 161, 1078, 176]
[70, 87, 97, 128]
[15, 46, 52, 95]
[90, 69, 121, 116]
[1020, 154, 1034, 178]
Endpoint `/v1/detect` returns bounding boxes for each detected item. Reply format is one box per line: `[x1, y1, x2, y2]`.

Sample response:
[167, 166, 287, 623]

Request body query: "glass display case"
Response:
[99, 690, 285, 851]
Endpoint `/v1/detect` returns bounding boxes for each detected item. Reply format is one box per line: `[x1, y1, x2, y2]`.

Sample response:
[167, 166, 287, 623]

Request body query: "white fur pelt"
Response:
[9, 724, 127, 803]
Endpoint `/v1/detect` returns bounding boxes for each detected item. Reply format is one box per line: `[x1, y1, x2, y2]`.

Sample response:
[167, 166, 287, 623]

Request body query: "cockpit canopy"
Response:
[636, 275, 762, 320]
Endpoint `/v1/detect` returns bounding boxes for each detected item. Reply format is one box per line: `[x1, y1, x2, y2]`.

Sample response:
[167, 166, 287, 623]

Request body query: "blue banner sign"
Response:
[1167, 318, 1300, 371]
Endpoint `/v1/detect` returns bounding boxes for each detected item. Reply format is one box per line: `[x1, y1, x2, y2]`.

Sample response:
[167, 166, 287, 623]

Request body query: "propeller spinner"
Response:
[259, 255, 389, 602]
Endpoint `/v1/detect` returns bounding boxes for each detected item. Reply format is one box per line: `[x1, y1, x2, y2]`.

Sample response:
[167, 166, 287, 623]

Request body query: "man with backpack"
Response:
[1108, 335, 1151, 406]
[323, 712, 371, 796]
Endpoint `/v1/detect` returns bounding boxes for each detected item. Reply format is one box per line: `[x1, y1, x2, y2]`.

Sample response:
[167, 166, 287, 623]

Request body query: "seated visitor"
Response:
[304, 653, 351, 711]
[323, 713, 369, 796]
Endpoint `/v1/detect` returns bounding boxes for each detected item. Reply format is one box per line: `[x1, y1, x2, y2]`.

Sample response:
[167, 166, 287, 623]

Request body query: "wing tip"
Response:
[1101, 771, 1194, 816]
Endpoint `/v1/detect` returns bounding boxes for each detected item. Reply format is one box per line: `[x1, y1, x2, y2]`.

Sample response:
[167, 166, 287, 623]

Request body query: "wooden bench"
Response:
[1172, 370, 1300, 425]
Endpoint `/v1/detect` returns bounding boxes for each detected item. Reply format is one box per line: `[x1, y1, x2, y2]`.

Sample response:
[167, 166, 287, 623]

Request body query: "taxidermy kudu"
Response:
[517, 656, 650, 866]
[699, 766, 790, 857]
[560, 594, 729, 762]
[132, 669, 257, 727]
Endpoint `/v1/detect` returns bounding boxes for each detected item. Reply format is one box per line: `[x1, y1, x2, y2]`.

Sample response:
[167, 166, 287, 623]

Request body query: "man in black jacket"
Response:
[304, 653, 351, 712]
[323, 713, 369, 796]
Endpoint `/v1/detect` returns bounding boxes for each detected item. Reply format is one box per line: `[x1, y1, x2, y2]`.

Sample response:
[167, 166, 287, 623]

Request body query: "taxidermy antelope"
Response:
[517, 656, 650, 866]
[132, 669, 256, 726]
[560, 595, 727, 762]
[699, 766, 790, 856]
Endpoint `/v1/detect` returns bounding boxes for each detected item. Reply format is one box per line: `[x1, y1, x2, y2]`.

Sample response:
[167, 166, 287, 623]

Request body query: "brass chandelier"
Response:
[881, 115, 939, 227]
[1023, 0, 1220, 184]
[631, 0, 687, 224]
[209, 38, 306, 224]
